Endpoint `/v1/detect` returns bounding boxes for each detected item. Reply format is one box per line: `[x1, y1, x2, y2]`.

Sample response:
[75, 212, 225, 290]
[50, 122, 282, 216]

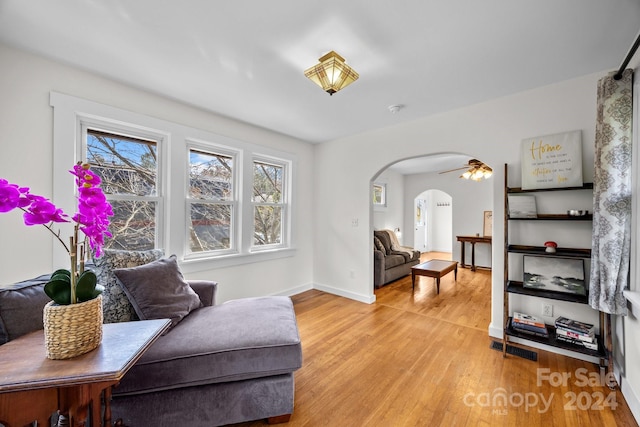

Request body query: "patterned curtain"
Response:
[589, 69, 634, 315]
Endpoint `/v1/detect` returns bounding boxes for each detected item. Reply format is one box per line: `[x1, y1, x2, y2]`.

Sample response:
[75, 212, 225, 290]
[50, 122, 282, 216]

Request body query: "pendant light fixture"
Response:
[304, 51, 359, 95]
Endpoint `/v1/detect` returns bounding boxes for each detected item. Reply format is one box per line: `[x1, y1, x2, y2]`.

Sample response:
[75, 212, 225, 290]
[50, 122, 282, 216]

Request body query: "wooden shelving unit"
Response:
[503, 164, 607, 366]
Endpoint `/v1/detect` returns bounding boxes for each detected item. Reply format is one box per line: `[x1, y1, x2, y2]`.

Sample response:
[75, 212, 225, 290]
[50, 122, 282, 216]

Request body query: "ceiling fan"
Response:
[438, 159, 493, 181]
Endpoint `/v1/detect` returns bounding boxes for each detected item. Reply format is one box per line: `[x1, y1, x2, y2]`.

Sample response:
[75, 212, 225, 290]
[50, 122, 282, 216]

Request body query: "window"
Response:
[253, 160, 285, 248]
[51, 91, 296, 270]
[188, 148, 236, 254]
[85, 129, 162, 251]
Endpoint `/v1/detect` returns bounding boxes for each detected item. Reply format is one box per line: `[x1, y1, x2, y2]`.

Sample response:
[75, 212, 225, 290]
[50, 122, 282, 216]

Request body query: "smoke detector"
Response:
[388, 104, 403, 114]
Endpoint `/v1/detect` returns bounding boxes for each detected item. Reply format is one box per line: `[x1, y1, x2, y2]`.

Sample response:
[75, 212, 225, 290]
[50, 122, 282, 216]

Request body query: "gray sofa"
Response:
[0, 257, 302, 427]
[373, 230, 421, 288]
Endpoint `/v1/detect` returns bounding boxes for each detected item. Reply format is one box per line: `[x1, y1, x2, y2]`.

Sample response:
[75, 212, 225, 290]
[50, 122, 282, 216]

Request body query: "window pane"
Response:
[254, 206, 282, 245]
[189, 203, 232, 252]
[87, 131, 157, 196]
[105, 200, 156, 251]
[190, 150, 233, 201]
[253, 162, 282, 203]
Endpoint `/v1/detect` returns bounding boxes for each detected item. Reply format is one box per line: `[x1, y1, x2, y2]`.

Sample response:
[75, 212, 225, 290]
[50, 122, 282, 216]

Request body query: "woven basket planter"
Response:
[43, 294, 103, 360]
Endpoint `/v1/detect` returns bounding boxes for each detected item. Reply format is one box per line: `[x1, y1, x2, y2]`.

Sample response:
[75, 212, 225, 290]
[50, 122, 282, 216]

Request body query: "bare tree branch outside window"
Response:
[86, 131, 158, 251]
[188, 149, 234, 252]
[253, 161, 283, 246]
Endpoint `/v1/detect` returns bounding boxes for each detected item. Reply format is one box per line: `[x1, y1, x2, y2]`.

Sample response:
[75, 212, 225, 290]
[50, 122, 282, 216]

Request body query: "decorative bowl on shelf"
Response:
[567, 210, 589, 216]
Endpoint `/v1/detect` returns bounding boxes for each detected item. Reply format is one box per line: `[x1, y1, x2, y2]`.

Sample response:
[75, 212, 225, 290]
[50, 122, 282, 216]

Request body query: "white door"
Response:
[414, 198, 427, 251]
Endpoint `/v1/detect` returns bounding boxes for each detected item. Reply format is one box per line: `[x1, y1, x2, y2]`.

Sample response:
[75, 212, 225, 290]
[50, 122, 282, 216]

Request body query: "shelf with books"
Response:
[503, 163, 606, 369]
[505, 317, 603, 358]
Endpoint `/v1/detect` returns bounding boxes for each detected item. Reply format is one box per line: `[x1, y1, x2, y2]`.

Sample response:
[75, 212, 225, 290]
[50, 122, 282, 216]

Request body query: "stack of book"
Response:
[554, 316, 597, 351]
[511, 312, 549, 338]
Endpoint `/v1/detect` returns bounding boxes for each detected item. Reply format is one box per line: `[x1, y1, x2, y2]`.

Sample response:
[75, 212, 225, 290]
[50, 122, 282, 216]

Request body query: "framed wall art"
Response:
[483, 211, 492, 237]
[373, 183, 386, 208]
[523, 255, 586, 296]
[521, 130, 583, 190]
[507, 195, 537, 218]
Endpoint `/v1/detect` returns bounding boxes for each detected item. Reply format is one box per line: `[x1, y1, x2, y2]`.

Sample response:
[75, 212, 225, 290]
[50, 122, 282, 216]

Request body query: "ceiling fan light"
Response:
[462, 170, 472, 179]
[304, 51, 359, 95]
[472, 169, 484, 180]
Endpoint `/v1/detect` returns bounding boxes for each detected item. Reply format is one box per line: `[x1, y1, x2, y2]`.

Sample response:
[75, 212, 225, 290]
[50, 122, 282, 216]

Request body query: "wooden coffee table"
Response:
[411, 260, 458, 293]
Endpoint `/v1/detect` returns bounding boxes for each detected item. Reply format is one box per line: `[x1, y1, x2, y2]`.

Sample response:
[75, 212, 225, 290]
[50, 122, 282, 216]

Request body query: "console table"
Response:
[0, 319, 170, 427]
[456, 235, 492, 271]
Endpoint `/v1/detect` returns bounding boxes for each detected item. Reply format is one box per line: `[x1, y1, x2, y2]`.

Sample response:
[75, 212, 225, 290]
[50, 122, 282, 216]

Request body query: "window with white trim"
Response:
[187, 146, 236, 255]
[252, 159, 287, 248]
[85, 128, 163, 251]
[51, 91, 295, 270]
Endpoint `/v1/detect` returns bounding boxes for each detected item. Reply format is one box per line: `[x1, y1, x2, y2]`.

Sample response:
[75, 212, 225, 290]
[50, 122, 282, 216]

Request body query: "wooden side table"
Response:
[456, 235, 492, 271]
[0, 319, 170, 427]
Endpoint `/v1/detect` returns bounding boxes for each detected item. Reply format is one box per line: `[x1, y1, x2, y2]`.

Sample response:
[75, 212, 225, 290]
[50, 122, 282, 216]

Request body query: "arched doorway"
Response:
[414, 189, 452, 254]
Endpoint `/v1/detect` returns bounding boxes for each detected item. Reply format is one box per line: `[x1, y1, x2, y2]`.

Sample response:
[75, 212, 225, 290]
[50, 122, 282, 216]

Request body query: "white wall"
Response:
[313, 64, 640, 417]
[0, 44, 315, 303]
[372, 169, 404, 239]
[314, 71, 602, 343]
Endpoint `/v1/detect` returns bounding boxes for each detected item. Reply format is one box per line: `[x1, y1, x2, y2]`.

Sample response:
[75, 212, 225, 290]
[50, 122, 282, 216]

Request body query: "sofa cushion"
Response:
[0, 274, 51, 345]
[374, 230, 392, 254]
[113, 296, 302, 396]
[114, 255, 202, 329]
[374, 236, 386, 253]
[93, 248, 164, 323]
[384, 254, 407, 269]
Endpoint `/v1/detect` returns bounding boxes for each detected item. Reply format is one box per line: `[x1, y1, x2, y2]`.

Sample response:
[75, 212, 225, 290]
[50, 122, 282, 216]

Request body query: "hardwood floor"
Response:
[233, 252, 638, 427]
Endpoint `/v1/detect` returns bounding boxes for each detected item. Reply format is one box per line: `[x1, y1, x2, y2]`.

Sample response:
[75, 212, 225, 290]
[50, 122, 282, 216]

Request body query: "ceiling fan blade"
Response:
[438, 166, 469, 174]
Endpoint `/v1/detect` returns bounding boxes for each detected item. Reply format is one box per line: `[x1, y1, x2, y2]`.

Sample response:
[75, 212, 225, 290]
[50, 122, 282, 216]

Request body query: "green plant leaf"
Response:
[76, 270, 98, 302]
[91, 284, 105, 300]
[50, 270, 71, 282]
[44, 279, 72, 305]
[51, 269, 71, 278]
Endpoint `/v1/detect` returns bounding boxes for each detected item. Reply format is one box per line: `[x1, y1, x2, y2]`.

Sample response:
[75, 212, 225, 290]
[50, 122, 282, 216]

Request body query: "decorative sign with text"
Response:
[521, 130, 583, 190]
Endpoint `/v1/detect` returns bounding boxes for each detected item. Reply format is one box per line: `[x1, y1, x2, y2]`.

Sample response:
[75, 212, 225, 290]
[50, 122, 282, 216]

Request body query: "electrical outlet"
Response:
[542, 303, 553, 317]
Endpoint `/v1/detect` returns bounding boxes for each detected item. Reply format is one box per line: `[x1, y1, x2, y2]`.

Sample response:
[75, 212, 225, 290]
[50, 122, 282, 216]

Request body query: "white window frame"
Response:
[185, 140, 241, 259]
[51, 92, 296, 273]
[250, 155, 291, 252]
[81, 123, 166, 251]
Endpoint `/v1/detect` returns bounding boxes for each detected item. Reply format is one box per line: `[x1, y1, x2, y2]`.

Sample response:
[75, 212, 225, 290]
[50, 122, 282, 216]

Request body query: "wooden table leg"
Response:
[435, 277, 440, 294]
[460, 241, 466, 268]
[412, 271, 416, 290]
[454, 263, 458, 281]
[471, 242, 476, 271]
[104, 386, 113, 427]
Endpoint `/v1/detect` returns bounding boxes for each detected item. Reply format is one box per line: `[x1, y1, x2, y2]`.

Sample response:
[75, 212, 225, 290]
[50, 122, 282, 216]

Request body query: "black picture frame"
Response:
[523, 255, 586, 296]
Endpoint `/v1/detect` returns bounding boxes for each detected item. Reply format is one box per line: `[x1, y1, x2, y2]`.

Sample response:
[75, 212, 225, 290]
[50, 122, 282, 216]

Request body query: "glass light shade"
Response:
[462, 171, 472, 179]
[304, 51, 359, 95]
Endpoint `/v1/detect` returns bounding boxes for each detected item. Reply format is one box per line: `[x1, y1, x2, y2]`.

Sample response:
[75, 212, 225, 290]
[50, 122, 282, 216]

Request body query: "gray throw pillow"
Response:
[114, 255, 202, 329]
[93, 248, 165, 323]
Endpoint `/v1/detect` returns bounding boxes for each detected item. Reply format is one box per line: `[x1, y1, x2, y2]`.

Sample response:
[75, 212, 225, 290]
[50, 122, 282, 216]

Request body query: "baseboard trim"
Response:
[312, 283, 376, 304]
[621, 372, 640, 425]
[273, 283, 313, 297]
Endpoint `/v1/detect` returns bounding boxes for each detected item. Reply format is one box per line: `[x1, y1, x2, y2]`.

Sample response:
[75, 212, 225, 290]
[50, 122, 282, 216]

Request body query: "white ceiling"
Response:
[0, 0, 638, 152]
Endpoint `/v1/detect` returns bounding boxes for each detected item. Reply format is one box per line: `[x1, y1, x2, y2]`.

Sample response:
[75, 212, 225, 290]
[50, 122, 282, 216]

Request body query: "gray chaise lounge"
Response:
[0, 258, 303, 426]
